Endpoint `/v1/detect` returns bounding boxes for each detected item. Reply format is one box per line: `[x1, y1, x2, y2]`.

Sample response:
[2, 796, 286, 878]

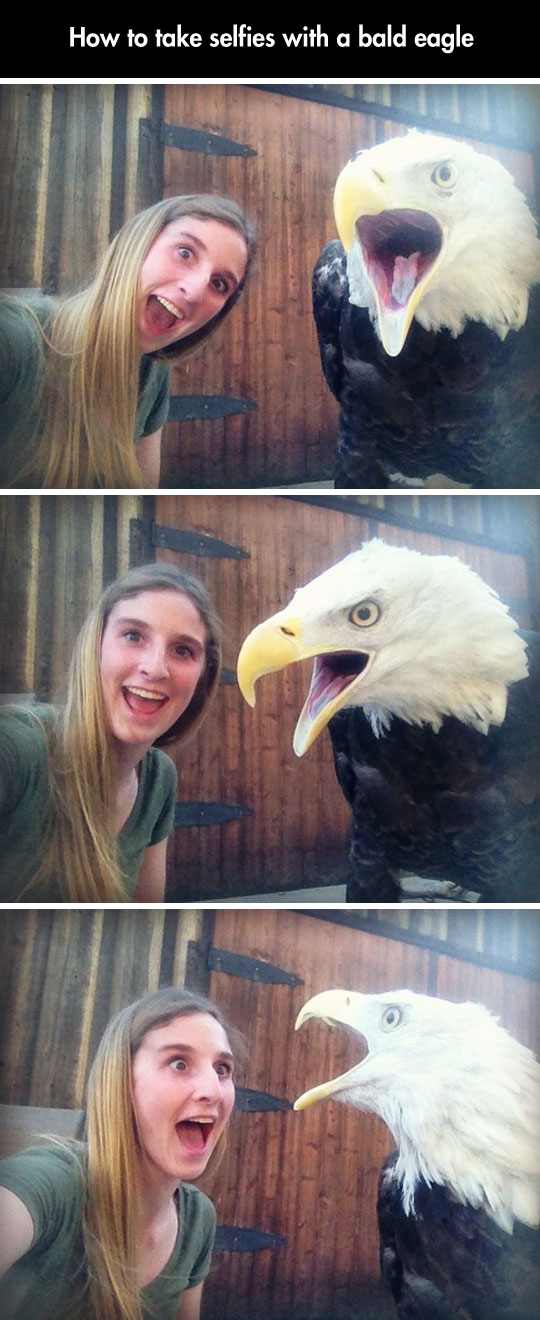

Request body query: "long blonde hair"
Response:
[8, 195, 254, 488]
[25, 563, 221, 902]
[66, 989, 239, 1319]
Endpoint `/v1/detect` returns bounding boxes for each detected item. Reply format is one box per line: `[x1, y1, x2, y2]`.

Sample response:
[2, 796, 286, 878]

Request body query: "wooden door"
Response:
[197, 908, 540, 1320]
[150, 494, 533, 900]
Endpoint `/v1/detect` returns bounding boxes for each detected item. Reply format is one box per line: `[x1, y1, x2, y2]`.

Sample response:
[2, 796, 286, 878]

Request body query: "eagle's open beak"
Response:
[334, 155, 446, 357]
[237, 617, 371, 757]
[294, 989, 368, 1109]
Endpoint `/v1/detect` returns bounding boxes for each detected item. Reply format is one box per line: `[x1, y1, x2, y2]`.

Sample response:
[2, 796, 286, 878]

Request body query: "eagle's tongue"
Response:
[391, 252, 421, 308]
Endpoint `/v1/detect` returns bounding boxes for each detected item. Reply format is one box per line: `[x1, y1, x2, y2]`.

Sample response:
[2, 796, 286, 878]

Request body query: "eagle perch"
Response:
[237, 539, 540, 903]
[294, 988, 540, 1319]
[313, 131, 540, 488]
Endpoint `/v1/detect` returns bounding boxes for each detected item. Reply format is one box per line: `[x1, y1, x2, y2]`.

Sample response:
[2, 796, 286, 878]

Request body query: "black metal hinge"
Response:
[214, 1227, 286, 1252]
[168, 394, 257, 421]
[160, 122, 257, 157]
[208, 948, 303, 985]
[235, 1087, 292, 1113]
[152, 524, 250, 559]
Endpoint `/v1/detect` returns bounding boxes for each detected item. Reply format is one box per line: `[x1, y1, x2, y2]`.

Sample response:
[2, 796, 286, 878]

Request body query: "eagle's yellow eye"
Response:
[431, 160, 457, 189]
[349, 600, 380, 627]
[381, 1005, 402, 1031]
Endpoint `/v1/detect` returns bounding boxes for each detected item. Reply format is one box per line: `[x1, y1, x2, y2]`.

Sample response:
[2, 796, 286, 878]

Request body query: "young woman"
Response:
[0, 986, 239, 1320]
[0, 195, 254, 488]
[0, 561, 221, 903]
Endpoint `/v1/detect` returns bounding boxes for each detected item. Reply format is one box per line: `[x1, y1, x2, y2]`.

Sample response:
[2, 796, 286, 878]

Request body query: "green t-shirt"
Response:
[0, 706, 177, 902]
[0, 294, 171, 487]
[0, 1144, 216, 1319]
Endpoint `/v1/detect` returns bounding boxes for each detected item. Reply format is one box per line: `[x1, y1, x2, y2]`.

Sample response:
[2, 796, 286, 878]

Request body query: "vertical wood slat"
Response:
[0, 909, 207, 1108]
[0, 495, 144, 700]
[0, 84, 157, 294]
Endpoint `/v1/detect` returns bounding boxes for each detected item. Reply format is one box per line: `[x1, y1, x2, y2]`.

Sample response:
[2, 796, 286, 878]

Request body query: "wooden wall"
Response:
[1, 83, 537, 485]
[1, 907, 538, 1319]
[0, 85, 155, 292]
[0, 494, 142, 698]
[0, 908, 206, 1107]
[1, 492, 538, 897]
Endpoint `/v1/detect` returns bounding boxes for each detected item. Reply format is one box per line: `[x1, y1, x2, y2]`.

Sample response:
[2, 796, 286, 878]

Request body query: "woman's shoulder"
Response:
[0, 292, 53, 351]
[0, 1142, 85, 1206]
[0, 704, 55, 803]
[137, 354, 172, 438]
[0, 702, 54, 749]
[178, 1181, 217, 1231]
[142, 746, 178, 794]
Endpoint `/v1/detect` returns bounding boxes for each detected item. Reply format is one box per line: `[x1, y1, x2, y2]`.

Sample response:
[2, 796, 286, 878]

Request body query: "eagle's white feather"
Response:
[289, 539, 528, 737]
[295, 988, 540, 1233]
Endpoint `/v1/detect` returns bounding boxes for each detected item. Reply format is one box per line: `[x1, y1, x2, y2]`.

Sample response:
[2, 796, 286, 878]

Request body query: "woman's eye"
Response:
[212, 276, 228, 296]
[177, 246, 194, 260]
[215, 1062, 233, 1078]
[124, 629, 142, 643]
[170, 1058, 187, 1071]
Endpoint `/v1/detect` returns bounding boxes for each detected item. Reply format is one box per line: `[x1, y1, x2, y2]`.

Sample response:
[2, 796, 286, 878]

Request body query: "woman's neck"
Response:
[136, 1165, 180, 1286]
[108, 743, 145, 835]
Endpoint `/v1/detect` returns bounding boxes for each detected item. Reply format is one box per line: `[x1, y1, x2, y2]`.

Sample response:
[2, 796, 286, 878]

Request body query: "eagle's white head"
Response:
[334, 130, 540, 356]
[237, 539, 529, 753]
[294, 987, 540, 1232]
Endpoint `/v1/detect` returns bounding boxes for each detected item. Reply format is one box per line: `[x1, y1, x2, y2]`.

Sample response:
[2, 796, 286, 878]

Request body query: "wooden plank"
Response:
[0, 497, 39, 693]
[0, 910, 207, 1109]
[0, 86, 49, 286]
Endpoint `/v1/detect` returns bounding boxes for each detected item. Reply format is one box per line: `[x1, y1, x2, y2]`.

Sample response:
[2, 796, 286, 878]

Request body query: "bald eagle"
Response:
[237, 539, 540, 902]
[294, 988, 540, 1319]
[313, 131, 540, 488]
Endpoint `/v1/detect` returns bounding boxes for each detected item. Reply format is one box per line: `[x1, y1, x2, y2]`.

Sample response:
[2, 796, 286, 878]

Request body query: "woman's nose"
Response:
[192, 1065, 222, 1101]
[177, 264, 210, 304]
[139, 643, 169, 678]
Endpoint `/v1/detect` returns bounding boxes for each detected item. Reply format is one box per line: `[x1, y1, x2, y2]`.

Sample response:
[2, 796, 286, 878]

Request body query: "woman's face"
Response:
[138, 215, 248, 353]
[132, 1012, 235, 1184]
[100, 588, 207, 752]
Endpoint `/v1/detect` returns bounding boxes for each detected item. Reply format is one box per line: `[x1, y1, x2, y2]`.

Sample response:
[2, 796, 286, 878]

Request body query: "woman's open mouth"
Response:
[175, 1119, 215, 1151]
[145, 294, 184, 336]
[122, 686, 169, 719]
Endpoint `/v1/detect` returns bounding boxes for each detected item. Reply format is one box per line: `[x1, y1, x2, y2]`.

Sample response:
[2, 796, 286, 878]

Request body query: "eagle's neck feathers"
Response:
[365, 1027, 540, 1233]
[363, 672, 513, 738]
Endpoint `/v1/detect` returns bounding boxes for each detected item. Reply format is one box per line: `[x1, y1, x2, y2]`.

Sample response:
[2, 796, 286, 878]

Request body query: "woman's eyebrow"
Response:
[157, 1042, 235, 1063]
[113, 615, 149, 628]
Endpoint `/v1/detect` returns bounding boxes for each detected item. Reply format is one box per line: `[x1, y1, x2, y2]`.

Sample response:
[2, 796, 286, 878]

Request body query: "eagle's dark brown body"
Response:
[329, 631, 540, 902]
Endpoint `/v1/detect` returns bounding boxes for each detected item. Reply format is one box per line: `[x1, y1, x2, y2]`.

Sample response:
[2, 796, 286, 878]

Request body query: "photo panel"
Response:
[1, 905, 539, 1319]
